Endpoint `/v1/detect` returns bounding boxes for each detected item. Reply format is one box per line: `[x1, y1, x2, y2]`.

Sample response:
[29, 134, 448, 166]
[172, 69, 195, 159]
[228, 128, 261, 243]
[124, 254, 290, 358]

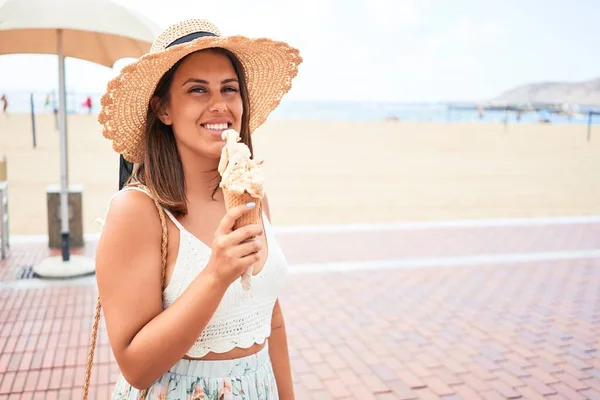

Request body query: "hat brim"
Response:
[98, 35, 302, 163]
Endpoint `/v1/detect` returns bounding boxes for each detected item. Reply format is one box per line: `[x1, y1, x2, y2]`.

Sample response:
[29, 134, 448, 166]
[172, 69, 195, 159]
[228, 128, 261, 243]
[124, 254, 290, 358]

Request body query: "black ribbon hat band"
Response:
[166, 31, 218, 48]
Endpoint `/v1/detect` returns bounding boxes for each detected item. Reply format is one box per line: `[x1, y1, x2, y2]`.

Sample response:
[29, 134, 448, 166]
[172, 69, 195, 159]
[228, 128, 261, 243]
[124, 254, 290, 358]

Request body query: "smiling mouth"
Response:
[201, 123, 232, 131]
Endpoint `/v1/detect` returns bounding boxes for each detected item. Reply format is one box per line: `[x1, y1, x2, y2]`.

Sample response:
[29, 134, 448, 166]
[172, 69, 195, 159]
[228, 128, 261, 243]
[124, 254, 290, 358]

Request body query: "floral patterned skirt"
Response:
[111, 342, 278, 399]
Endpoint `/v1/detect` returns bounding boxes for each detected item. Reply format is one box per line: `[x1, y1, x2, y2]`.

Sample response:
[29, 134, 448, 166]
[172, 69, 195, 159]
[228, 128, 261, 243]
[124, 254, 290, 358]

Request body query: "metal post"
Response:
[30, 93, 36, 148]
[0, 182, 8, 260]
[58, 29, 70, 261]
[587, 111, 593, 142]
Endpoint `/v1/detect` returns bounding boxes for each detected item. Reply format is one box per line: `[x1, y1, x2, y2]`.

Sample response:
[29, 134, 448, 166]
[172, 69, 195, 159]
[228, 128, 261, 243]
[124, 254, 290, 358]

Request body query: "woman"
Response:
[89, 19, 302, 399]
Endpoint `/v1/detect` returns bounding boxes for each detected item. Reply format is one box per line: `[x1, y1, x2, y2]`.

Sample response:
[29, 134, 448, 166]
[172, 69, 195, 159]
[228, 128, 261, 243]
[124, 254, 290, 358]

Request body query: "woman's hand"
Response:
[206, 202, 264, 287]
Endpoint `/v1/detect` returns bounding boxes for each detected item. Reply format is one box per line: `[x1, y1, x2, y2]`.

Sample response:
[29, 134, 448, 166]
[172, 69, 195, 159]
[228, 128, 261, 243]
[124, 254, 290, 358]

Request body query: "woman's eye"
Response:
[223, 86, 239, 92]
[189, 87, 206, 93]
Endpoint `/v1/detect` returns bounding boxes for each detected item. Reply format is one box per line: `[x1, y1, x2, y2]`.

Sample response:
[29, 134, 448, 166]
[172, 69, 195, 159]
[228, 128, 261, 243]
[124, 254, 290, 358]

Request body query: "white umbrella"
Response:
[0, 0, 160, 272]
[0, 0, 160, 67]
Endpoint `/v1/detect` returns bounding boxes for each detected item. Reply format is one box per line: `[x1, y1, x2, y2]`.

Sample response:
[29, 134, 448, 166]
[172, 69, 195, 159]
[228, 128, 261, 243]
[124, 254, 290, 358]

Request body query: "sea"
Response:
[2, 90, 600, 125]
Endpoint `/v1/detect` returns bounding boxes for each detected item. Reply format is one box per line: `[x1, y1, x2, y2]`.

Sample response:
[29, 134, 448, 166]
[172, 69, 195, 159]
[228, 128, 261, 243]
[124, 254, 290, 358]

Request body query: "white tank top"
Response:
[102, 187, 289, 358]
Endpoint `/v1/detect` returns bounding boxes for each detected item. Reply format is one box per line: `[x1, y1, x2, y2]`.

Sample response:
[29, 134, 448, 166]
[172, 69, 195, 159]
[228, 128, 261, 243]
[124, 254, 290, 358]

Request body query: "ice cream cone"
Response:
[218, 129, 265, 292]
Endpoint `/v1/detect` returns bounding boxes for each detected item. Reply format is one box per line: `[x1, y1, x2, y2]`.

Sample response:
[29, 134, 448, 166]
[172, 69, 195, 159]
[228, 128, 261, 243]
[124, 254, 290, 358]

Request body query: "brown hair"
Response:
[126, 48, 253, 216]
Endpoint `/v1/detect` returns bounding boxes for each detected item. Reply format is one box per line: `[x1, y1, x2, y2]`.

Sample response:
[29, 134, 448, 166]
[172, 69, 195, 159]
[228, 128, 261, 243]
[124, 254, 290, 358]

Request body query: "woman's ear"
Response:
[150, 96, 172, 125]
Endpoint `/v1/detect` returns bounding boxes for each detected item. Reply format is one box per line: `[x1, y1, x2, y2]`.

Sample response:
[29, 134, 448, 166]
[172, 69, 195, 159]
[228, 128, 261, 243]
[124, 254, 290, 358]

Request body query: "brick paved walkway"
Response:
[1, 219, 599, 399]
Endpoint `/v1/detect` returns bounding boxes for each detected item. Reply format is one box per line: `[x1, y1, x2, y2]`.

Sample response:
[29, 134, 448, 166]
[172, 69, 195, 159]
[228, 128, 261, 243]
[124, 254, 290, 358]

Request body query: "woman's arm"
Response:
[96, 190, 260, 390]
[262, 195, 295, 399]
[269, 300, 295, 399]
[96, 190, 227, 389]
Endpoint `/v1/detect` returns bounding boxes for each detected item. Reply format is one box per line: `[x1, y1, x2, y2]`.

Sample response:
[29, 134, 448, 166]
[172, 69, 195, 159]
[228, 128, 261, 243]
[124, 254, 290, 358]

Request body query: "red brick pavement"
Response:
[0, 222, 599, 399]
[0, 244, 97, 283]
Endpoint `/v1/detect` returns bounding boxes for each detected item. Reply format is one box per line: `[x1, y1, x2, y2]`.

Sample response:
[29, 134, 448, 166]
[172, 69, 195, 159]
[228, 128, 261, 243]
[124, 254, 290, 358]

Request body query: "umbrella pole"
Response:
[57, 29, 70, 261]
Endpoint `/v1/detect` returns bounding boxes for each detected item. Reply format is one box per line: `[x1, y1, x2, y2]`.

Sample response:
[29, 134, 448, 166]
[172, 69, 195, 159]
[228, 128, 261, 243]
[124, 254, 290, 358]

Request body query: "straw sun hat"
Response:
[98, 19, 303, 163]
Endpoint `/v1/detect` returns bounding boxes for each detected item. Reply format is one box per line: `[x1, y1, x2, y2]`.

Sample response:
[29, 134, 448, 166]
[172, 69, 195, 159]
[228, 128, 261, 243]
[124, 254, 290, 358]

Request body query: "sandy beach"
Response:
[1, 113, 599, 235]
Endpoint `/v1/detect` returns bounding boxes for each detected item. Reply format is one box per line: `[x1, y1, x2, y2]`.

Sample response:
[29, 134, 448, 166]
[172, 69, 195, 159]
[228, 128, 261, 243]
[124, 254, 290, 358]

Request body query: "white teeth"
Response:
[204, 123, 228, 131]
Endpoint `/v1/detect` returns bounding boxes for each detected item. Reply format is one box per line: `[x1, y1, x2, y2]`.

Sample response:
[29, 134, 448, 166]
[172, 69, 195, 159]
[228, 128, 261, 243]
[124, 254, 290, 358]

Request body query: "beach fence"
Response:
[3, 90, 102, 115]
[0, 155, 8, 259]
[3, 90, 102, 148]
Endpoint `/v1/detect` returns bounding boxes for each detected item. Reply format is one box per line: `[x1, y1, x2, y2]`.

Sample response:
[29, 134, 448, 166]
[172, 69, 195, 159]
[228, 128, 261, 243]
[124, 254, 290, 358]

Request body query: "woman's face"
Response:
[160, 50, 243, 160]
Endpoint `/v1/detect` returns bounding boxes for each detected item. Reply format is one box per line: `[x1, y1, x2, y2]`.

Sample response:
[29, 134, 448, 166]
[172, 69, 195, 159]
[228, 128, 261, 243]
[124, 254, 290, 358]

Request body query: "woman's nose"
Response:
[208, 94, 227, 113]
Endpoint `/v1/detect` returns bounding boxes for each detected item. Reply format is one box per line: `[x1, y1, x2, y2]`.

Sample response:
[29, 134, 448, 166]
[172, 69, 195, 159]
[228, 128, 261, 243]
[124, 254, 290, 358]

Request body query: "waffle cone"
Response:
[223, 189, 262, 230]
[222, 189, 262, 291]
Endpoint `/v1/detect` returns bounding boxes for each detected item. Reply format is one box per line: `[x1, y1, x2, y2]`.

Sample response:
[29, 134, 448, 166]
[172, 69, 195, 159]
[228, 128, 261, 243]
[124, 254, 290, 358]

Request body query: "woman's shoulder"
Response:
[102, 186, 164, 235]
[111, 185, 155, 207]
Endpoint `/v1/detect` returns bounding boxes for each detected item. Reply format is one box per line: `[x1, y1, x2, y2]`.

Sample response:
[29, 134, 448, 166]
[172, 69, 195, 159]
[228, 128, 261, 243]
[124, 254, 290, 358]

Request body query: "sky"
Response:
[0, 0, 598, 103]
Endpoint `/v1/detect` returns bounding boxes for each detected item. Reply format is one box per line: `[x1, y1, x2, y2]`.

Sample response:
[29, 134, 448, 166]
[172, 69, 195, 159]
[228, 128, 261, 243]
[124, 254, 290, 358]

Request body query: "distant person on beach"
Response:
[90, 19, 301, 399]
[44, 93, 54, 111]
[477, 106, 484, 120]
[82, 96, 92, 114]
[0, 94, 7, 114]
